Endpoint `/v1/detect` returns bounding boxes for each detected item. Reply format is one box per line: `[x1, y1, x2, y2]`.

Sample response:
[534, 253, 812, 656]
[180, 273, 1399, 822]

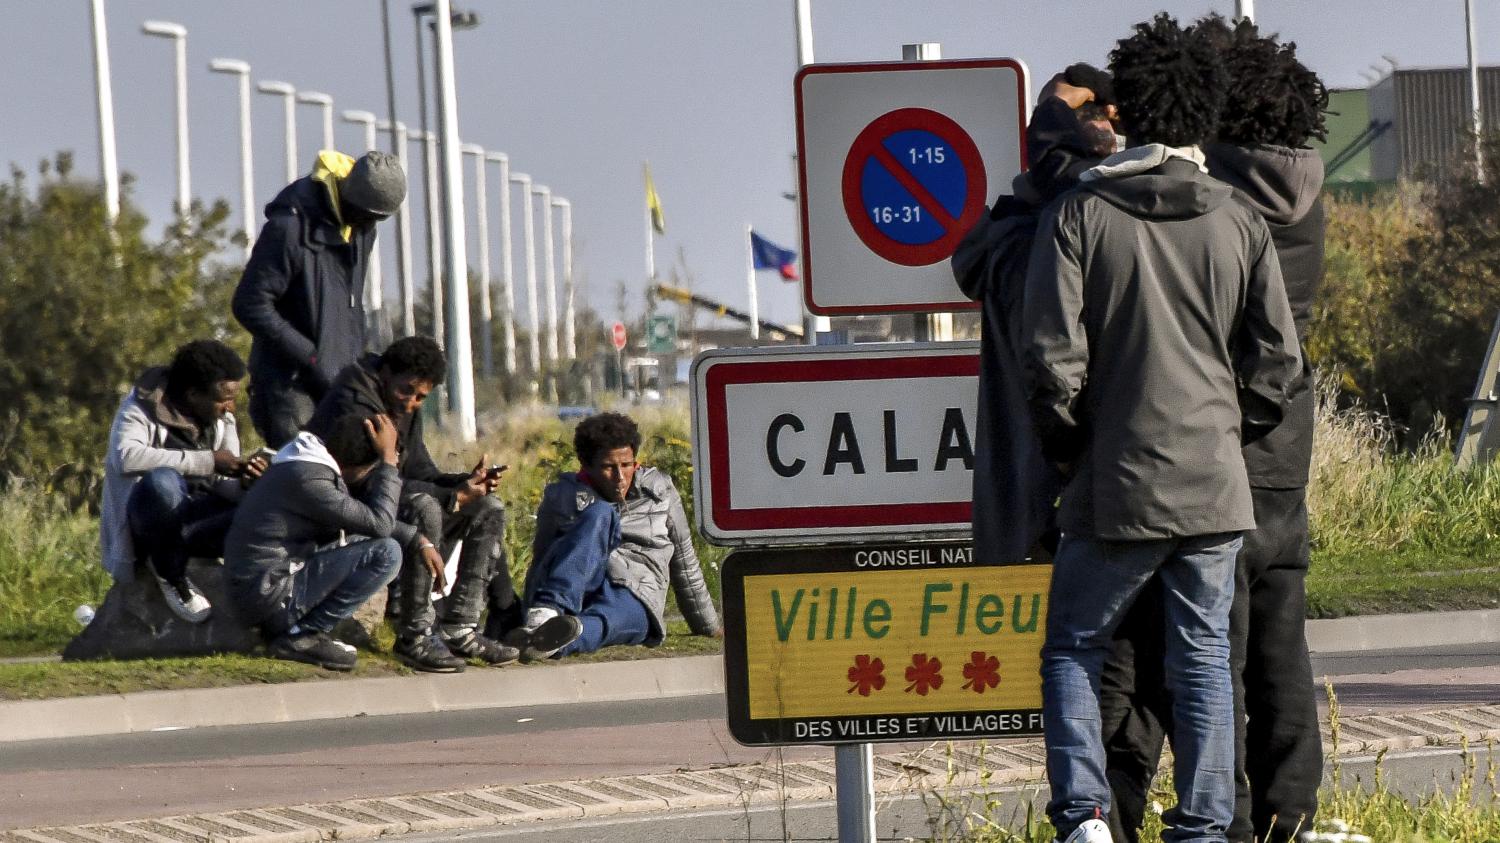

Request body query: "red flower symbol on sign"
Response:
[961, 651, 1000, 694]
[904, 653, 944, 696]
[847, 654, 886, 696]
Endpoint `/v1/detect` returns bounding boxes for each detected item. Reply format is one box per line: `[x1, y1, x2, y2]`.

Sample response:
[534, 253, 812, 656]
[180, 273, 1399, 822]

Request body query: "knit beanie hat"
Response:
[342, 151, 407, 216]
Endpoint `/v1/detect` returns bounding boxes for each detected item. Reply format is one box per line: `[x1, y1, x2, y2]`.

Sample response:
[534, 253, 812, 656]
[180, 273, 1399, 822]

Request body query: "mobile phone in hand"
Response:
[485, 464, 508, 480]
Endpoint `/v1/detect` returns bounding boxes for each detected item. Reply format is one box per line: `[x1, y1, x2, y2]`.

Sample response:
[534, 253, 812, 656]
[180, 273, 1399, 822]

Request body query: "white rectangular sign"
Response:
[796, 59, 1028, 315]
[690, 343, 979, 545]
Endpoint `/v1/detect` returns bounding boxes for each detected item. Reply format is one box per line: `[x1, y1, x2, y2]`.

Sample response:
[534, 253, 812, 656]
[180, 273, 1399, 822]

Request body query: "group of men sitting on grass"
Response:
[99, 336, 721, 673]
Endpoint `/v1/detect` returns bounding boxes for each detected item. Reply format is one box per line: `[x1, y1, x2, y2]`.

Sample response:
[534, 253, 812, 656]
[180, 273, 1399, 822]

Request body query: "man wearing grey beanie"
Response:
[234, 150, 408, 448]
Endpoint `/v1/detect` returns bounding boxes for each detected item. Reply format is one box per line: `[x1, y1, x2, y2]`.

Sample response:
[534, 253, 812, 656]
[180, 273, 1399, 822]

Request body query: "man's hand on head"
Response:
[1039, 73, 1095, 110]
[364, 415, 400, 466]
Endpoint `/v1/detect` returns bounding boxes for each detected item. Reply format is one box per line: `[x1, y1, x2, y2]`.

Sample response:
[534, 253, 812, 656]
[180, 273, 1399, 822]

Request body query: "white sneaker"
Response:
[155, 573, 212, 624]
[1057, 818, 1113, 843]
[523, 605, 559, 631]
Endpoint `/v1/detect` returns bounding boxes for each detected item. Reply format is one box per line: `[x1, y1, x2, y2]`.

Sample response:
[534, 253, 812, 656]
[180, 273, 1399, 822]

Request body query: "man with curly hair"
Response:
[306, 336, 521, 672]
[511, 412, 720, 660]
[1020, 15, 1301, 843]
[100, 340, 262, 623]
[1101, 18, 1329, 843]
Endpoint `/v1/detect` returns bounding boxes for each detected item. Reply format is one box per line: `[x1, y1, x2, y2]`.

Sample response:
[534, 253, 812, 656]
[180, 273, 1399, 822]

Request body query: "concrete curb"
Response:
[2, 608, 1495, 744]
[0, 655, 724, 743]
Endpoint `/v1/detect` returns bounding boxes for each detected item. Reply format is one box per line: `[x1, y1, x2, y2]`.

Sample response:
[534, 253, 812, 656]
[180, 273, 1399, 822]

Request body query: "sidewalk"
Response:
[2, 608, 1497, 744]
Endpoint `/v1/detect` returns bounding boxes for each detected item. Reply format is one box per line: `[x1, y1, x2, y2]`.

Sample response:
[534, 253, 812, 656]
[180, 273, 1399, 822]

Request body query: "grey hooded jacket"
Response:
[224, 432, 416, 626]
[1205, 143, 1326, 489]
[526, 467, 719, 645]
[1021, 156, 1301, 540]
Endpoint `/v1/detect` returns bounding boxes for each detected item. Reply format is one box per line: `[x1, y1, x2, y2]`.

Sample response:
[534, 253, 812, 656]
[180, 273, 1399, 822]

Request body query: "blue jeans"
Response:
[277, 537, 402, 636]
[1043, 532, 1240, 843]
[530, 502, 651, 656]
[127, 467, 237, 583]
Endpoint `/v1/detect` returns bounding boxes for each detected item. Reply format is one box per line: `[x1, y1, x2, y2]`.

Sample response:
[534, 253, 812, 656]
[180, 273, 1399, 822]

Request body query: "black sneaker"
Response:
[268, 631, 358, 671]
[520, 615, 584, 662]
[444, 628, 520, 666]
[395, 631, 467, 673]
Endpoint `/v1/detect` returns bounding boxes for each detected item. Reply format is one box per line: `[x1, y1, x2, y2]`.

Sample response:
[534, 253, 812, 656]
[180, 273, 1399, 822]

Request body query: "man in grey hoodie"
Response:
[1101, 19, 1330, 843]
[1021, 15, 1300, 843]
[224, 413, 408, 671]
[100, 340, 261, 623]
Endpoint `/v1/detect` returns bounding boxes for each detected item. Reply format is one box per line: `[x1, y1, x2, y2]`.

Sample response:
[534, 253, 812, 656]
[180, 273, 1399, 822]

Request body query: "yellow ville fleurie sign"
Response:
[722, 543, 1051, 746]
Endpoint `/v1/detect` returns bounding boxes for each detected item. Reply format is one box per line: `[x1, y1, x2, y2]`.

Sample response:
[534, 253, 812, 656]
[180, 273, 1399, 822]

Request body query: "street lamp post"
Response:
[377, 119, 417, 337]
[89, 0, 120, 223]
[430, 0, 477, 439]
[1467, 0, 1485, 178]
[533, 185, 558, 365]
[209, 58, 254, 258]
[488, 152, 518, 376]
[413, 129, 443, 341]
[462, 143, 494, 379]
[142, 20, 190, 214]
[297, 91, 334, 151]
[510, 172, 541, 384]
[343, 110, 390, 347]
[258, 81, 298, 184]
[552, 197, 576, 361]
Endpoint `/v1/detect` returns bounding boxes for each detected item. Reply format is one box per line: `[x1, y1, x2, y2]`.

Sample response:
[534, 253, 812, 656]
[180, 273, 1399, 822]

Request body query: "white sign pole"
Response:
[745, 224, 760, 341]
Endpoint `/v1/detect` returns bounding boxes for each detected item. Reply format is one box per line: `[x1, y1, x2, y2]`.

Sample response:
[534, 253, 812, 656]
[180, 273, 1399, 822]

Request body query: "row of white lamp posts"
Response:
[93, 3, 578, 426]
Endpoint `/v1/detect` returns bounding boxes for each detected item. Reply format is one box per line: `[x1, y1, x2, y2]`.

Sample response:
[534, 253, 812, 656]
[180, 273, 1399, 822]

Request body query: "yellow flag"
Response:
[645, 163, 666, 235]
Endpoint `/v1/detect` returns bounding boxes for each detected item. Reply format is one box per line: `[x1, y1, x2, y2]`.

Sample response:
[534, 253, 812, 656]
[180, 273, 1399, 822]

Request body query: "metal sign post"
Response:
[835, 743, 876, 841]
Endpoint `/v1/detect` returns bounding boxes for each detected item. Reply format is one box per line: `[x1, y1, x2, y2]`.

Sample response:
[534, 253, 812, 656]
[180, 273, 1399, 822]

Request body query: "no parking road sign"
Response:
[797, 59, 1028, 315]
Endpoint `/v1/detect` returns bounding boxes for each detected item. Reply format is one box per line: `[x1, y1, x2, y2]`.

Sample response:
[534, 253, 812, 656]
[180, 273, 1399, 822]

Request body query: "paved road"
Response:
[383, 745, 1489, 842]
[2, 644, 1497, 832]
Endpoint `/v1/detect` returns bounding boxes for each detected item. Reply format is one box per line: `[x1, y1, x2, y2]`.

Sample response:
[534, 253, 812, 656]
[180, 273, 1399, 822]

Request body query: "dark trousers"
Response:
[248, 381, 316, 449]
[529, 501, 650, 656]
[126, 467, 237, 583]
[394, 491, 517, 638]
[1101, 486, 1322, 843]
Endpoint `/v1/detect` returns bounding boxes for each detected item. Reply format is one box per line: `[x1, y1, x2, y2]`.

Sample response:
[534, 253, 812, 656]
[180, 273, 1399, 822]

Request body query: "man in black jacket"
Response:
[951, 63, 1119, 566]
[1101, 19, 1329, 843]
[225, 413, 406, 671]
[305, 336, 519, 672]
[234, 150, 407, 448]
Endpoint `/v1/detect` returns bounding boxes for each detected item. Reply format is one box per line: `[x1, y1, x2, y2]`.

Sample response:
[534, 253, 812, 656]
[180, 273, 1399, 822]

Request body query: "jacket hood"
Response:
[132, 365, 206, 439]
[264, 150, 357, 242]
[1204, 142, 1326, 227]
[272, 431, 341, 475]
[1080, 157, 1233, 221]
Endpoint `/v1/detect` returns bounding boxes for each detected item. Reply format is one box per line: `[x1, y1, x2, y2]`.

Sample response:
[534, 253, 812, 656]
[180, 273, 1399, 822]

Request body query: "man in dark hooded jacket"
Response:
[234, 150, 407, 448]
[305, 336, 520, 672]
[1022, 15, 1300, 842]
[1101, 19, 1330, 843]
[951, 63, 1119, 565]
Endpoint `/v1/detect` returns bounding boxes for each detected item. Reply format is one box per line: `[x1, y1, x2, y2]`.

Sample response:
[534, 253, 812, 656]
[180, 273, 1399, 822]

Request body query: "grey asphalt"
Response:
[2, 643, 1497, 832]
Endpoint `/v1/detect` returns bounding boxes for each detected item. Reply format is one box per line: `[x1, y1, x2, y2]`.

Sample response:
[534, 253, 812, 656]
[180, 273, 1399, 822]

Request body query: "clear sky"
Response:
[1, 1, 1489, 329]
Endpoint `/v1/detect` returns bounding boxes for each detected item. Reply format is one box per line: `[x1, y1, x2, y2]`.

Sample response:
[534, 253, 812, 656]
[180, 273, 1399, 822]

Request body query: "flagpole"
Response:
[644, 161, 656, 281]
[745, 225, 760, 341]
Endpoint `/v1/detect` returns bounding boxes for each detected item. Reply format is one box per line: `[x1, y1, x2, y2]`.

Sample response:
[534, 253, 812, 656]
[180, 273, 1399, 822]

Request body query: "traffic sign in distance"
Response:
[722, 543, 1049, 747]
[690, 342, 978, 545]
[646, 314, 677, 354]
[796, 58, 1028, 315]
[611, 321, 627, 351]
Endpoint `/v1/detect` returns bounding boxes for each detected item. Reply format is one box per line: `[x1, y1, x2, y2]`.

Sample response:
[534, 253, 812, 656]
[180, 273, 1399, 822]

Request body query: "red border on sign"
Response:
[794, 58, 1030, 316]
[841, 108, 987, 267]
[702, 353, 978, 533]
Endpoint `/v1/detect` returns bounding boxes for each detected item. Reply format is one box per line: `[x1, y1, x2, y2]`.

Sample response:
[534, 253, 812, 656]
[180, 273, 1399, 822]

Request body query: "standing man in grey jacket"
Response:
[224, 413, 409, 671]
[512, 412, 721, 661]
[1101, 18, 1330, 843]
[100, 340, 262, 623]
[1021, 15, 1300, 843]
